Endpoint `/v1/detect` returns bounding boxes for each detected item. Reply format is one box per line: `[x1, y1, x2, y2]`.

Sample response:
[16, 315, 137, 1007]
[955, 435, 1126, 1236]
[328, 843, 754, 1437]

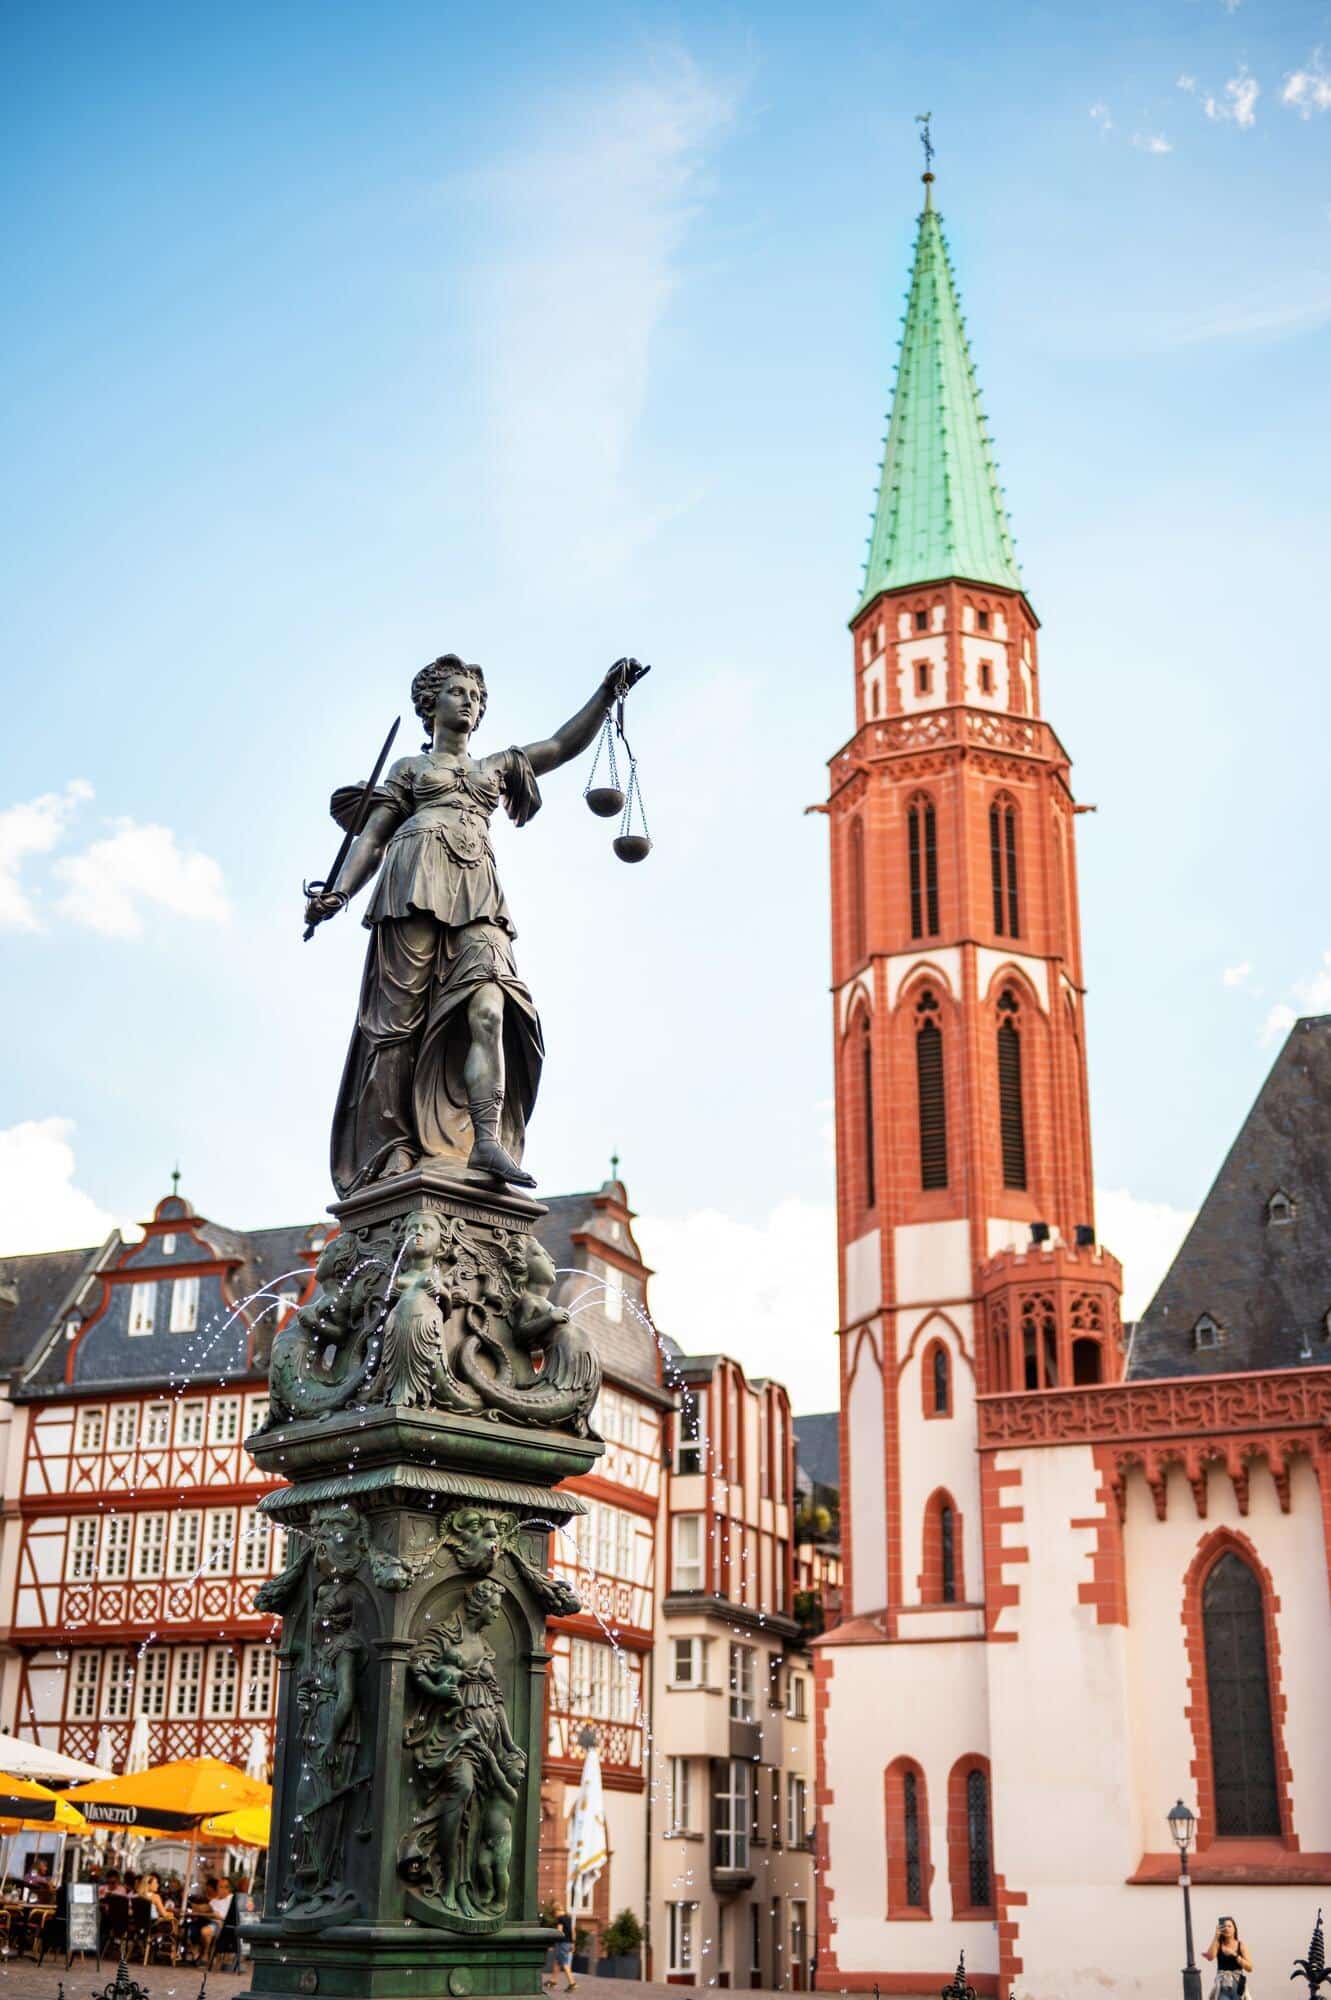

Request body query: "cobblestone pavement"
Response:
[0, 1963, 931, 2000]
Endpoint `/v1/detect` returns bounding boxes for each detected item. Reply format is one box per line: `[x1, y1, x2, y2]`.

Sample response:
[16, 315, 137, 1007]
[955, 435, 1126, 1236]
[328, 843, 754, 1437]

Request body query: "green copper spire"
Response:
[857, 179, 1023, 614]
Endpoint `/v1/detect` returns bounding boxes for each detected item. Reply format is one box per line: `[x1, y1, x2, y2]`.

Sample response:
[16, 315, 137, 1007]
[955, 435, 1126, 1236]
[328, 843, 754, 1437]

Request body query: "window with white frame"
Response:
[241, 1642, 276, 1718]
[593, 1501, 634, 1579]
[177, 1400, 206, 1446]
[602, 1262, 623, 1323]
[169, 1511, 202, 1579]
[729, 1643, 756, 1723]
[109, 1405, 138, 1452]
[172, 1647, 203, 1719]
[205, 1645, 238, 1717]
[786, 1672, 807, 1721]
[136, 1647, 170, 1718]
[133, 1513, 168, 1579]
[675, 1387, 704, 1475]
[244, 1393, 269, 1435]
[209, 1396, 241, 1446]
[127, 1284, 156, 1336]
[169, 1276, 200, 1333]
[101, 1649, 134, 1719]
[237, 1507, 268, 1576]
[143, 1403, 172, 1448]
[671, 1636, 709, 1686]
[786, 1772, 808, 1847]
[667, 1902, 696, 1974]
[67, 1516, 100, 1581]
[672, 1513, 703, 1592]
[69, 1651, 101, 1720]
[101, 1515, 132, 1581]
[595, 1386, 638, 1449]
[76, 1408, 104, 1453]
[714, 1758, 752, 1870]
[203, 1509, 233, 1574]
[668, 1756, 693, 1833]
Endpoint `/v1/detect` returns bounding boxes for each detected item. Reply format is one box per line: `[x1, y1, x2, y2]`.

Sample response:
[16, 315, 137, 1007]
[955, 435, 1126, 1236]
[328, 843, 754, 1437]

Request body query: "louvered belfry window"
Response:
[989, 795, 1020, 937]
[916, 990, 948, 1189]
[1204, 1552, 1281, 1836]
[997, 990, 1027, 1189]
[908, 794, 939, 939]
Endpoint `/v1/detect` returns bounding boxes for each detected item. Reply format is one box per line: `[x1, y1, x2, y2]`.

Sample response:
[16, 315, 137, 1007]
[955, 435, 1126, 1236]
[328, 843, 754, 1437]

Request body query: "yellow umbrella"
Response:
[200, 1805, 269, 1848]
[0, 1775, 87, 1834]
[65, 1755, 271, 1832]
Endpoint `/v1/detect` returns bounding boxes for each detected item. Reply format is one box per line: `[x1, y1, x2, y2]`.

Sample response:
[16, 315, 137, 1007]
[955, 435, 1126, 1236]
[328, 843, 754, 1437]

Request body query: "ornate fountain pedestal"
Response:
[245, 1167, 602, 2000]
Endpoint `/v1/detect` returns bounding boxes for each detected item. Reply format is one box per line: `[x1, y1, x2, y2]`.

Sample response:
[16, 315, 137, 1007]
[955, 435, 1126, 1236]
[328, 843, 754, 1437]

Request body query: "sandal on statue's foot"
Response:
[467, 1136, 537, 1188]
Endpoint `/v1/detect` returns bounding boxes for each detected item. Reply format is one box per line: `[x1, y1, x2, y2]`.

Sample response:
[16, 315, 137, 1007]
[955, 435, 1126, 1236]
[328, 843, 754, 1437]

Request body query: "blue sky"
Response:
[3, 0, 1329, 1408]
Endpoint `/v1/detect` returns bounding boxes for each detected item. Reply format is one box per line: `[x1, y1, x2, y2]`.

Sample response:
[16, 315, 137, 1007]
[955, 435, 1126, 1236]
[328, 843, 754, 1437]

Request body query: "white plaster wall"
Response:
[895, 1309, 982, 1607]
[960, 633, 1010, 708]
[836, 975, 873, 1034]
[987, 1217, 1034, 1258]
[1123, 1455, 1331, 1854]
[847, 1330, 887, 1614]
[844, 1231, 882, 1321]
[976, 946, 1051, 1011]
[821, 1639, 995, 1977]
[861, 662, 887, 720]
[1013, 1883, 1319, 2000]
[601, 1783, 647, 1930]
[893, 1221, 970, 1306]
[896, 634, 948, 711]
[885, 947, 960, 1008]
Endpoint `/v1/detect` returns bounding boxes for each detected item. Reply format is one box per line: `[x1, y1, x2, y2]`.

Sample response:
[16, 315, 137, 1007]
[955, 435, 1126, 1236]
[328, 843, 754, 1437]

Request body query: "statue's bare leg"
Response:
[465, 982, 536, 1188]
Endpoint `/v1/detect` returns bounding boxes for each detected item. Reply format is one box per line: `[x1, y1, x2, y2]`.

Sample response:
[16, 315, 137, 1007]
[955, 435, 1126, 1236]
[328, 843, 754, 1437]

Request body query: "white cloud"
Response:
[1283, 54, 1331, 117]
[0, 780, 93, 930]
[1095, 1186, 1195, 1322]
[0, 1119, 117, 1257]
[1089, 102, 1114, 136]
[1221, 961, 1251, 987]
[1203, 67, 1259, 127]
[1258, 949, 1331, 1044]
[470, 53, 737, 586]
[635, 1198, 838, 1413]
[1177, 75, 1198, 94]
[1132, 132, 1173, 154]
[53, 820, 230, 938]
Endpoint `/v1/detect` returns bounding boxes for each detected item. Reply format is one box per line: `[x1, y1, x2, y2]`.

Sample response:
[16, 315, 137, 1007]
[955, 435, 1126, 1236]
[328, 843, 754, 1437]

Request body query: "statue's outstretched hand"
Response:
[303, 887, 348, 930]
[603, 657, 650, 696]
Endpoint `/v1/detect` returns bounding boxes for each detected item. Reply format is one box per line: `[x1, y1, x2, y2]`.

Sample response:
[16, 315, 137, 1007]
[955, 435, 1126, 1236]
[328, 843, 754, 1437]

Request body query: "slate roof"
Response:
[535, 1186, 664, 1395]
[1129, 1015, 1331, 1379]
[857, 181, 1023, 614]
[0, 1245, 107, 1378]
[794, 1411, 841, 1493]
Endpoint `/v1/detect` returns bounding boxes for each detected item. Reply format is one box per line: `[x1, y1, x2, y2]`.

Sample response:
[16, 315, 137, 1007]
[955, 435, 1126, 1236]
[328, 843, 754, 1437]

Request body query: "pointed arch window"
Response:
[966, 1768, 992, 1907]
[922, 1490, 963, 1605]
[915, 989, 947, 1189]
[997, 989, 1027, 1190]
[855, 1012, 876, 1212]
[884, 1758, 931, 1915]
[907, 793, 939, 939]
[932, 1343, 950, 1416]
[848, 817, 866, 964]
[1203, 1551, 1280, 1836]
[946, 1757, 995, 1918]
[989, 794, 1020, 937]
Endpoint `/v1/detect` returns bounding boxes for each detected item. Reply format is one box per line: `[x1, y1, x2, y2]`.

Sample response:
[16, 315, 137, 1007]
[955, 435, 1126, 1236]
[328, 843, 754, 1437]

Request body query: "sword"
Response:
[302, 715, 401, 940]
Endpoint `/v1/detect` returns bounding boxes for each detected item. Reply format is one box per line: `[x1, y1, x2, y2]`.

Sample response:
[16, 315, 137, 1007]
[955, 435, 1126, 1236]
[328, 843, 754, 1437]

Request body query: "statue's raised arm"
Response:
[306, 651, 648, 1198]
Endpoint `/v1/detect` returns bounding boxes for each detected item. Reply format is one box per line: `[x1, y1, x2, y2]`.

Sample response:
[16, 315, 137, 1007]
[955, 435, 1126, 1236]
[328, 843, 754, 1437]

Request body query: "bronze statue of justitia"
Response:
[304, 654, 648, 1194]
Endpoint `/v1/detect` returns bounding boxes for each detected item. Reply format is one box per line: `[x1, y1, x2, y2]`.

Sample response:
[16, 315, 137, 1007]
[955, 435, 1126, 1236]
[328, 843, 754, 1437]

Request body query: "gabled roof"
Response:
[1129, 1015, 1331, 1379]
[857, 179, 1023, 615]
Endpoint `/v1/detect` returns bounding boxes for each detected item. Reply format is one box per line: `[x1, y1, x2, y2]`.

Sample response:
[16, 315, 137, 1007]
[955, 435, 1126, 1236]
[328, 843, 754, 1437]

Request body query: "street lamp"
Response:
[1168, 1800, 1203, 2000]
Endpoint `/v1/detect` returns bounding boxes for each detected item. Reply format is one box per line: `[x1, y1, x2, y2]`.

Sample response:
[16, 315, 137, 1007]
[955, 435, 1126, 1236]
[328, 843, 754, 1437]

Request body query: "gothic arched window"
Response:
[908, 793, 939, 939]
[932, 1343, 950, 1416]
[1203, 1551, 1281, 1836]
[997, 989, 1028, 1190]
[966, 1767, 992, 1909]
[923, 1490, 962, 1605]
[855, 1012, 876, 1212]
[915, 989, 947, 1189]
[848, 817, 866, 964]
[989, 794, 1020, 937]
[903, 1769, 924, 1905]
[884, 1759, 931, 1916]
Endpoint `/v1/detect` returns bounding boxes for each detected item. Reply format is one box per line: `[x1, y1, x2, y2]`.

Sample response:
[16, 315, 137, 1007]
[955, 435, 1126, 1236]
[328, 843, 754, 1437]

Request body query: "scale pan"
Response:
[586, 786, 626, 818]
[613, 834, 653, 864]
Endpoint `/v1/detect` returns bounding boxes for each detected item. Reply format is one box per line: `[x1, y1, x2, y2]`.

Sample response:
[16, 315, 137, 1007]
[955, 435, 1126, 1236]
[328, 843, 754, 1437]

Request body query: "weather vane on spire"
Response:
[915, 111, 935, 172]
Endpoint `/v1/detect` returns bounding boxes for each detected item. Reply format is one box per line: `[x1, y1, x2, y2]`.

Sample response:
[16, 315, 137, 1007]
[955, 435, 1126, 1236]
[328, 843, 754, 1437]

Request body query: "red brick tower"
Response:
[826, 172, 1123, 1627]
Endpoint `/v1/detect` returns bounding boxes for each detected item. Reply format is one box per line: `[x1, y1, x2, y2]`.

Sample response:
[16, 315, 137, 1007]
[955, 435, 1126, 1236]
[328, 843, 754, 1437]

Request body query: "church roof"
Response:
[857, 179, 1023, 615]
[1129, 1015, 1331, 1379]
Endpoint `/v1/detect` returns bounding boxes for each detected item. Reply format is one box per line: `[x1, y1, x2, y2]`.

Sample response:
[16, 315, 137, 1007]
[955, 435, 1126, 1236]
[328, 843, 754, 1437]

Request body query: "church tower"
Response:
[816, 170, 1123, 1993]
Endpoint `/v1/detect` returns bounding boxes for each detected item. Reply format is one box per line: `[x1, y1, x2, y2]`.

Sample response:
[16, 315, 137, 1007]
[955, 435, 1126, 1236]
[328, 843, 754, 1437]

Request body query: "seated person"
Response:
[99, 1870, 124, 1900]
[137, 1873, 172, 1923]
[185, 1877, 220, 1958]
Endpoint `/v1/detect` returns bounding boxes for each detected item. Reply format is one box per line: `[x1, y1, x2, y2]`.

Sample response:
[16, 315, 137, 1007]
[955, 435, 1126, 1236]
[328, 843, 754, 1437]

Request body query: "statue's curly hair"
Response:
[411, 654, 487, 747]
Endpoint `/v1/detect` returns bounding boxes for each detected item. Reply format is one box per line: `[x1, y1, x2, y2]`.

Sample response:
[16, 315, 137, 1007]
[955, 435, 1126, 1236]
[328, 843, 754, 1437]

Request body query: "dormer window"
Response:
[915, 660, 932, 695]
[1266, 1190, 1295, 1226]
[162, 1234, 176, 1256]
[1193, 1313, 1223, 1351]
[914, 609, 928, 632]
